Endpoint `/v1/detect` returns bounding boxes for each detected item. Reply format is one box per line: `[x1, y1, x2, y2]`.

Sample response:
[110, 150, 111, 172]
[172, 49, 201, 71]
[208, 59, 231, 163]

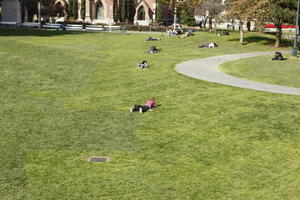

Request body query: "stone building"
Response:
[0, 0, 172, 25]
[54, 0, 158, 25]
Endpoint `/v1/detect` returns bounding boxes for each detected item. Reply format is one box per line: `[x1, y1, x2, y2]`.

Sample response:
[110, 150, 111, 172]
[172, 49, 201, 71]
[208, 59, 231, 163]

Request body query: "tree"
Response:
[160, 0, 204, 25]
[225, 0, 252, 44]
[195, 0, 224, 31]
[156, 0, 164, 23]
[178, 1, 196, 26]
[268, 0, 297, 47]
[226, 0, 297, 47]
[22, 0, 61, 21]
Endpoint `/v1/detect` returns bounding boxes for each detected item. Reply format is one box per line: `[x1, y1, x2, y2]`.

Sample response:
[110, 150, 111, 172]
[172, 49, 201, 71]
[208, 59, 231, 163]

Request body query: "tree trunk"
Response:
[275, 24, 282, 48]
[208, 17, 212, 31]
[246, 20, 251, 31]
[203, 17, 207, 31]
[239, 21, 244, 45]
[214, 18, 217, 35]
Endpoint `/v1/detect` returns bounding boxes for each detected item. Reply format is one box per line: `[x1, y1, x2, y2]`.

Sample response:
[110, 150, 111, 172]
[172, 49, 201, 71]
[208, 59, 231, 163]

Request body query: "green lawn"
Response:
[1, 29, 300, 200]
[220, 55, 300, 88]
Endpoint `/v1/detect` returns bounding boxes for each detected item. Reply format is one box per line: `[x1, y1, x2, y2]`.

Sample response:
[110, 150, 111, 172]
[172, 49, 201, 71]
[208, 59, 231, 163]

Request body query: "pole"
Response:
[173, 1, 177, 30]
[292, 0, 300, 57]
[109, 5, 112, 32]
[38, 1, 41, 28]
[38, 2, 41, 22]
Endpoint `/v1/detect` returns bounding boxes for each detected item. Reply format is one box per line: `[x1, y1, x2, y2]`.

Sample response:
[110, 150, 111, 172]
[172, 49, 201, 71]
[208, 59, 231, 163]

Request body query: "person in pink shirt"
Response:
[130, 97, 156, 113]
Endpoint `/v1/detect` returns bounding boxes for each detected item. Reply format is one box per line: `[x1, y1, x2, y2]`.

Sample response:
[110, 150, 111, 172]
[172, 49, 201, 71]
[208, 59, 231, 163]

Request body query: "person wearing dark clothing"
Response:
[198, 43, 218, 48]
[271, 52, 284, 61]
[145, 46, 159, 54]
[137, 60, 150, 69]
[146, 36, 161, 41]
[60, 22, 66, 31]
[217, 32, 230, 36]
[130, 97, 156, 113]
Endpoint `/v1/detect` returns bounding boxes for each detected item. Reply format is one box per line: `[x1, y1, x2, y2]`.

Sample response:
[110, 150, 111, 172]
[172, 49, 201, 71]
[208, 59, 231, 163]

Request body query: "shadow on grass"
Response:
[228, 35, 292, 47]
[0, 28, 94, 37]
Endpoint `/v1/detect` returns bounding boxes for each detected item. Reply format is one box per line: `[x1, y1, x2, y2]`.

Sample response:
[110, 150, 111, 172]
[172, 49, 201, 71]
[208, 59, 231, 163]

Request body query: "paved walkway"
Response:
[176, 51, 300, 96]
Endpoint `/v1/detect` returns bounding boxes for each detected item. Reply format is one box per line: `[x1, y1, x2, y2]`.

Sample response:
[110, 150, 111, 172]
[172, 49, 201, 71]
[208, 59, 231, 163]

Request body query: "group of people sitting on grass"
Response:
[179, 29, 195, 38]
[166, 27, 196, 38]
[166, 27, 184, 36]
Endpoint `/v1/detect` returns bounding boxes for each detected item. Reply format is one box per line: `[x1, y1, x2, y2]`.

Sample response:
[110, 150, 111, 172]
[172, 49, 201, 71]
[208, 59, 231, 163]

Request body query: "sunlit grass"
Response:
[0, 29, 299, 200]
[220, 55, 300, 88]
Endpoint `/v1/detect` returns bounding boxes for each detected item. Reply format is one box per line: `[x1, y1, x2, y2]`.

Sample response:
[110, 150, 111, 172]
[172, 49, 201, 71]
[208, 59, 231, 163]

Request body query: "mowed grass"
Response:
[220, 55, 300, 88]
[1, 29, 300, 200]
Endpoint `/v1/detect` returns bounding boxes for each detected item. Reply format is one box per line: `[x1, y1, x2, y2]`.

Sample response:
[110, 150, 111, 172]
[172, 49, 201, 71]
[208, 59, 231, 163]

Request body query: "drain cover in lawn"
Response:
[88, 157, 110, 163]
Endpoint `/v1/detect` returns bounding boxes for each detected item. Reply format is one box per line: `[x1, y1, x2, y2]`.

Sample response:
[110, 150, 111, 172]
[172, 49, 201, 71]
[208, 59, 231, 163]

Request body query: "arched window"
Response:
[137, 6, 145, 20]
[96, 1, 104, 20]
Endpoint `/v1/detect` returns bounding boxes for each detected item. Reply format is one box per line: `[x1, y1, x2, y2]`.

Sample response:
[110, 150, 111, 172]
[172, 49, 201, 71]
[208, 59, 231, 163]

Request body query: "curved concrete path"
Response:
[176, 51, 300, 95]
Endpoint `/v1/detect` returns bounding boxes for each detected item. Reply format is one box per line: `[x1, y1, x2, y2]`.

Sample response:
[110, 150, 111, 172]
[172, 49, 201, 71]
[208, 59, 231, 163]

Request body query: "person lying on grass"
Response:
[130, 97, 156, 113]
[146, 36, 161, 41]
[217, 32, 230, 36]
[145, 46, 160, 54]
[179, 31, 194, 38]
[198, 43, 218, 48]
[137, 60, 150, 69]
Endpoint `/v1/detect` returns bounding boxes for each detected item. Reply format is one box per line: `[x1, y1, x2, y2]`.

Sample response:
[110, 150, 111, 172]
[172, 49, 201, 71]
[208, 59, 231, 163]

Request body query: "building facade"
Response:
[54, 0, 157, 25]
[0, 0, 174, 26]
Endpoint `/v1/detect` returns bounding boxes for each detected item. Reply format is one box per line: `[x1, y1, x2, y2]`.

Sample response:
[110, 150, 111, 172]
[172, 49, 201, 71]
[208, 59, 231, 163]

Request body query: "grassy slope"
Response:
[1, 29, 300, 200]
[220, 55, 300, 88]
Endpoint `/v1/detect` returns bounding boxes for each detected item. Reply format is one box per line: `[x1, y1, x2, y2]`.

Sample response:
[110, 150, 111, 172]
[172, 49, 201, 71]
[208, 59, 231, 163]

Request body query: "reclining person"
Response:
[179, 32, 189, 38]
[130, 97, 156, 113]
[188, 29, 195, 36]
[179, 30, 194, 38]
[146, 36, 161, 41]
[271, 52, 284, 61]
[198, 43, 218, 48]
[217, 32, 230, 36]
[137, 60, 149, 69]
[145, 46, 159, 54]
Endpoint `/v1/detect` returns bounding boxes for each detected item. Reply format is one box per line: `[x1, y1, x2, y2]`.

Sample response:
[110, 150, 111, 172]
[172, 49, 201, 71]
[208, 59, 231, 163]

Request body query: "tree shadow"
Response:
[227, 34, 292, 47]
[0, 28, 92, 37]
